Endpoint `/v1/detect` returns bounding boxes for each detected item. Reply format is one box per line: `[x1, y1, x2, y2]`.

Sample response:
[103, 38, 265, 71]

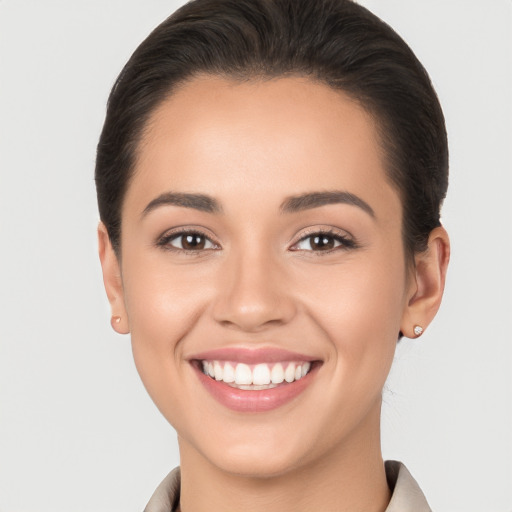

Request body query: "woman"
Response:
[96, 0, 450, 510]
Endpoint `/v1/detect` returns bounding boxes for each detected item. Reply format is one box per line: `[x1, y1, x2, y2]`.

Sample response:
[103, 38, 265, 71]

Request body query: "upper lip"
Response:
[188, 347, 319, 364]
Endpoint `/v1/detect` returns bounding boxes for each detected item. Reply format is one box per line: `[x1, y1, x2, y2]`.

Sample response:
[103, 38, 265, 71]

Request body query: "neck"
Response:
[177, 405, 391, 512]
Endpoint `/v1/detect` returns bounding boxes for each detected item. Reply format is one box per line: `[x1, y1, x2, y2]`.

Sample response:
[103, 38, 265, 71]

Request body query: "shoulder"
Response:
[143, 467, 181, 512]
[385, 460, 432, 512]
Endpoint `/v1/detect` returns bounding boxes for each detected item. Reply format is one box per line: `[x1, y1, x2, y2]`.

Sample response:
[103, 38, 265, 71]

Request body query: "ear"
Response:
[400, 226, 450, 338]
[98, 222, 130, 334]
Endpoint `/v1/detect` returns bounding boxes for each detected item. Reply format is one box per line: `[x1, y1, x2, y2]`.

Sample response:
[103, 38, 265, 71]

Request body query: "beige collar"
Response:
[144, 460, 431, 512]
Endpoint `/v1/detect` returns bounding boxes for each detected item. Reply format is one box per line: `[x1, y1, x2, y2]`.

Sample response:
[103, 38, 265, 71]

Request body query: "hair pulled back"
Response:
[95, 0, 448, 258]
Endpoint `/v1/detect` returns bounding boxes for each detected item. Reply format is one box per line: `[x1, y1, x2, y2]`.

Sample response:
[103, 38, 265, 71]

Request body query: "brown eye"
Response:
[292, 231, 355, 252]
[163, 231, 217, 251]
[310, 235, 335, 250]
[182, 233, 206, 250]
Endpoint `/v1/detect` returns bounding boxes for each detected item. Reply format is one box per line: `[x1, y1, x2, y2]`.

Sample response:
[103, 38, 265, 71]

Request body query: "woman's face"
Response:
[114, 76, 414, 476]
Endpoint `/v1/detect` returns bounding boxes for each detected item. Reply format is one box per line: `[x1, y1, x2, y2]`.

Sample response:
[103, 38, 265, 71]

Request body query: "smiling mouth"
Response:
[190, 351, 322, 411]
[194, 360, 316, 390]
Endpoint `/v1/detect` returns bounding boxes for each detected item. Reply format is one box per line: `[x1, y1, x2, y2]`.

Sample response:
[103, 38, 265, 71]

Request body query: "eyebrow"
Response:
[142, 189, 375, 218]
[142, 192, 223, 217]
[280, 190, 375, 217]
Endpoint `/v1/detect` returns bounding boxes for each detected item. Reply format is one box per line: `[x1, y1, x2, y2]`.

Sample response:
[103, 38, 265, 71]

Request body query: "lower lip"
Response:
[194, 364, 318, 413]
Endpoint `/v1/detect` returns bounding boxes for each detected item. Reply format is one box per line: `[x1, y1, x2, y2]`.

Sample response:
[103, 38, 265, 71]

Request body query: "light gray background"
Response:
[0, 1, 511, 511]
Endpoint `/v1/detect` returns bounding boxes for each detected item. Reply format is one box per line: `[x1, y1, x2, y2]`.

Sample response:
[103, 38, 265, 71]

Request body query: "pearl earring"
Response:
[111, 315, 121, 327]
[413, 325, 423, 337]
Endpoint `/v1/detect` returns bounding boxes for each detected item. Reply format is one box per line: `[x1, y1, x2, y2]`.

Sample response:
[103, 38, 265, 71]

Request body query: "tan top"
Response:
[144, 460, 431, 512]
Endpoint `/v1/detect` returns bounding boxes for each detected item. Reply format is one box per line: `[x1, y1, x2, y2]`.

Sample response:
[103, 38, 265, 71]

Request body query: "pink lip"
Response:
[194, 367, 318, 412]
[189, 347, 321, 413]
[189, 347, 316, 364]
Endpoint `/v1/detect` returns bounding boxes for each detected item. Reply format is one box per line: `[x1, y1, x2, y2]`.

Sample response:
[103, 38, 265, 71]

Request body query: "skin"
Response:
[99, 76, 449, 512]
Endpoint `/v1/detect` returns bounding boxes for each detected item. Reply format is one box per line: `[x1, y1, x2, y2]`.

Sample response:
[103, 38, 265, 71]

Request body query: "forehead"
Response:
[127, 75, 399, 221]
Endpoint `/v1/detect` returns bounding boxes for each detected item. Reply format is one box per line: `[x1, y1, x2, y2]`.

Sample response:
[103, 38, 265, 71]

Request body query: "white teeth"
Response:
[223, 362, 235, 383]
[214, 361, 223, 381]
[201, 360, 313, 386]
[234, 363, 252, 385]
[253, 364, 271, 385]
[284, 363, 296, 383]
[271, 363, 285, 384]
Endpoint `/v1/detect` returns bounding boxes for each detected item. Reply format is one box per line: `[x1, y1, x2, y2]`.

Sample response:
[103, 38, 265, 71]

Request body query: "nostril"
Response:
[213, 299, 297, 333]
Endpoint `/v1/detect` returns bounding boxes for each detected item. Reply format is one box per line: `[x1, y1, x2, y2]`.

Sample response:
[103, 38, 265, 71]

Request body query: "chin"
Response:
[185, 420, 321, 479]
[208, 445, 306, 479]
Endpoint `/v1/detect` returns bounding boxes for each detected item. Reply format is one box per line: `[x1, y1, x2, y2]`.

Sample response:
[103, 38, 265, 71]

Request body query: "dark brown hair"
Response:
[95, 0, 448, 258]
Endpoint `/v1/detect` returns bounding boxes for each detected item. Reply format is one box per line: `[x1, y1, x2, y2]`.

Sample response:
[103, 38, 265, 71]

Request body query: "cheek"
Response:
[122, 244, 215, 336]
[120, 253, 214, 401]
[303, 251, 406, 385]
[303, 250, 406, 334]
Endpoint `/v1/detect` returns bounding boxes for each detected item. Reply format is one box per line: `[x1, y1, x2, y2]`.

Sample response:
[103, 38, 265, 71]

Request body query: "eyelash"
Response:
[156, 228, 357, 255]
[156, 228, 220, 254]
[290, 228, 357, 254]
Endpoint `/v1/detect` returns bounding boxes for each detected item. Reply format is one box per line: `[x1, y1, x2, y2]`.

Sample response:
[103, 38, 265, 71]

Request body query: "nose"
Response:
[212, 249, 297, 333]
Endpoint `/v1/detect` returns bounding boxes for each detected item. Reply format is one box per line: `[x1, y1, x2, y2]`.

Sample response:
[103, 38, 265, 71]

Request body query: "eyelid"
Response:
[156, 226, 221, 251]
[289, 226, 357, 252]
